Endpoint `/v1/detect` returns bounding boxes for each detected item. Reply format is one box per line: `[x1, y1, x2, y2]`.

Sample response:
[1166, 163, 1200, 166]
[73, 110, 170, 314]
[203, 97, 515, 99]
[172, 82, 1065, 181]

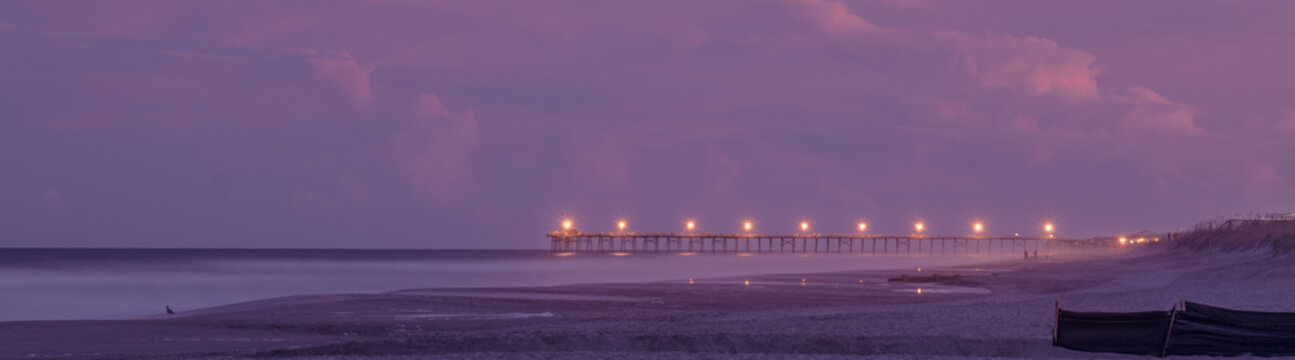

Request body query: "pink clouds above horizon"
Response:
[1, 0, 1292, 248]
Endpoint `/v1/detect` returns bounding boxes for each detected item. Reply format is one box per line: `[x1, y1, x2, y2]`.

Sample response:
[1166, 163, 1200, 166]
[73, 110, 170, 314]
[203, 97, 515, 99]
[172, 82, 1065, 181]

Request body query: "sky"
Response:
[2, 0, 1293, 249]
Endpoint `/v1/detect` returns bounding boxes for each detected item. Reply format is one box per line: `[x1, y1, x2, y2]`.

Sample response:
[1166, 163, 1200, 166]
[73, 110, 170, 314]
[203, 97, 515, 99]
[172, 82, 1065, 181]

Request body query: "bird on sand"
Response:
[166, 305, 175, 315]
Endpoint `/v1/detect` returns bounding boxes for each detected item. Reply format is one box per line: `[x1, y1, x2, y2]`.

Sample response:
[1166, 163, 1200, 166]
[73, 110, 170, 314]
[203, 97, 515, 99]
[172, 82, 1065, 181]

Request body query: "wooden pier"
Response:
[549, 232, 1079, 255]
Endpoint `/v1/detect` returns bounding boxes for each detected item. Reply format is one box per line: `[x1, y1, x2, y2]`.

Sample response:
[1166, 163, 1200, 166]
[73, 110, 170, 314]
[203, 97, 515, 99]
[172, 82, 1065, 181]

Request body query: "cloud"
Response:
[940, 32, 1101, 100]
[396, 94, 480, 201]
[1241, 160, 1286, 197]
[790, 0, 881, 35]
[3, 0, 1294, 247]
[1114, 86, 1203, 134]
[1279, 110, 1295, 133]
[416, 93, 450, 118]
[302, 49, 375, 108]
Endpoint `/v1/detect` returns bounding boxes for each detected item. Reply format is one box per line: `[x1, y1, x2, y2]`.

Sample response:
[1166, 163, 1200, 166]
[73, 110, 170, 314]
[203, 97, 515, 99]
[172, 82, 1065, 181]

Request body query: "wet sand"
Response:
[2, 249, 1288, 359]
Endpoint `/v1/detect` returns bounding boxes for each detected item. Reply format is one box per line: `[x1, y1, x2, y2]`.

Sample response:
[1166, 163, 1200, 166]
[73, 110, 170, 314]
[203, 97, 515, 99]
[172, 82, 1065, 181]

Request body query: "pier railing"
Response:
[548, 231, 1088, 255]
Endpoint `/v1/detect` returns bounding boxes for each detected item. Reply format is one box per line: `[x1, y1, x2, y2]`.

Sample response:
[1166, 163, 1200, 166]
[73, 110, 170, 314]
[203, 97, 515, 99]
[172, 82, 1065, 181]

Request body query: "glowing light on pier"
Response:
[1044, 223, 1054, 233]
[1119, 237, 1128, 245]
[548, 220, 1075, 254]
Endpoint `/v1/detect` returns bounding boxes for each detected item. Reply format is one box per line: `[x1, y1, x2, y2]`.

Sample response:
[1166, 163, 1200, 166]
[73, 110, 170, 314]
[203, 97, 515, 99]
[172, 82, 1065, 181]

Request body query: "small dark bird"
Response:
[166, 305, 176, 315]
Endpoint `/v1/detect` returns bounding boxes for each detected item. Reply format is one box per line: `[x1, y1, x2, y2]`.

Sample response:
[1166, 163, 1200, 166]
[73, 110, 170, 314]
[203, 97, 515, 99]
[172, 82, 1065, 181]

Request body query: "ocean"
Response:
[0, 248, 1015, 321]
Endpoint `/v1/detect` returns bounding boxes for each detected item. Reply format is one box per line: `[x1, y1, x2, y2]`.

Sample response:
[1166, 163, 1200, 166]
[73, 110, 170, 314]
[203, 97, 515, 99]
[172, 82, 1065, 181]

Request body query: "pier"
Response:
[549, 231, 1078, 255]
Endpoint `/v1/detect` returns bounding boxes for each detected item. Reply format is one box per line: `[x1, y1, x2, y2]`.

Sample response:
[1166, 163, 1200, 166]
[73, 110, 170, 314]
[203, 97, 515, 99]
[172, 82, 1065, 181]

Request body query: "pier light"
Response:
[561, 219, 573, 231]
[858, 222, 867, 232]
[617, 220, 627, 231]
[800, 221, 810, 232]
[1044, 223, 1054, 233]
[914, 222, 925, 233]
[686, 220, 696, 231]
[1119, 237, 1128, 245]
[973, 222, 984, 234]
[743, 221, 753, 232]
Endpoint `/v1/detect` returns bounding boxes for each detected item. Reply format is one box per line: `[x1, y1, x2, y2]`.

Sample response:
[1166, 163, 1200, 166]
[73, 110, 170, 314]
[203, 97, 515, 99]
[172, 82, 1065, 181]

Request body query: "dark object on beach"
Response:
[887, 274, 962, 283]
[166, 305, 175, 315]
[1054, 301, 1295, 357]
[1166, 301, 1295, 356]
[1053, 307, 1173, 356]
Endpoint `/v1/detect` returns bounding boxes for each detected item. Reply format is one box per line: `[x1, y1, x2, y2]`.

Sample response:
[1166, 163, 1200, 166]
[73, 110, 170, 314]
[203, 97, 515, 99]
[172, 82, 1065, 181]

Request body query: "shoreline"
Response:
[149, 251, 1067, 322]
[0, 250, 1037, 322]
[12, 249, 1282, 359]
[0, 251, 1124, 357]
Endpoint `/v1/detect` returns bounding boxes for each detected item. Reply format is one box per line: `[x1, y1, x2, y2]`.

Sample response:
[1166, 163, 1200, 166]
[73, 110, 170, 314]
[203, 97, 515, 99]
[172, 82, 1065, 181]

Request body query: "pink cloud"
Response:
[1279, 110, 1295, 133]
[416, 93, 450, 118]
[1114, 86, 1203, 134]
[790, 0, 881, 35]
[4, 0, 1295, 246]
[302, 50, 375, 108]
[396, 94, 480, 202]
[941, 32, 1101, 99]
[1241, 160, 1286, 197]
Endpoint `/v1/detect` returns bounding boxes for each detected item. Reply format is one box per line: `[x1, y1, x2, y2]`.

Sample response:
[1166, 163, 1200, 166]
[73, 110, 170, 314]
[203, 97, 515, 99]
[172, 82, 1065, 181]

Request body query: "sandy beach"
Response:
[2, 245, 1289, 360]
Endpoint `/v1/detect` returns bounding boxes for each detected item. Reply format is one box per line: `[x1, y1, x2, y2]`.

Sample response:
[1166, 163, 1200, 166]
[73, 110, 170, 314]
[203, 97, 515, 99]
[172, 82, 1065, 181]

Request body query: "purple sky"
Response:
[2, 0, 1293, 248]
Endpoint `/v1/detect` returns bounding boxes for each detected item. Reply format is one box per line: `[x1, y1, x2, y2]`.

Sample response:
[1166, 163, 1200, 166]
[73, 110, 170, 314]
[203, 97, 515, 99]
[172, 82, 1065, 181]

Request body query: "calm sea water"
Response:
[0, 248, 1014, 321]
